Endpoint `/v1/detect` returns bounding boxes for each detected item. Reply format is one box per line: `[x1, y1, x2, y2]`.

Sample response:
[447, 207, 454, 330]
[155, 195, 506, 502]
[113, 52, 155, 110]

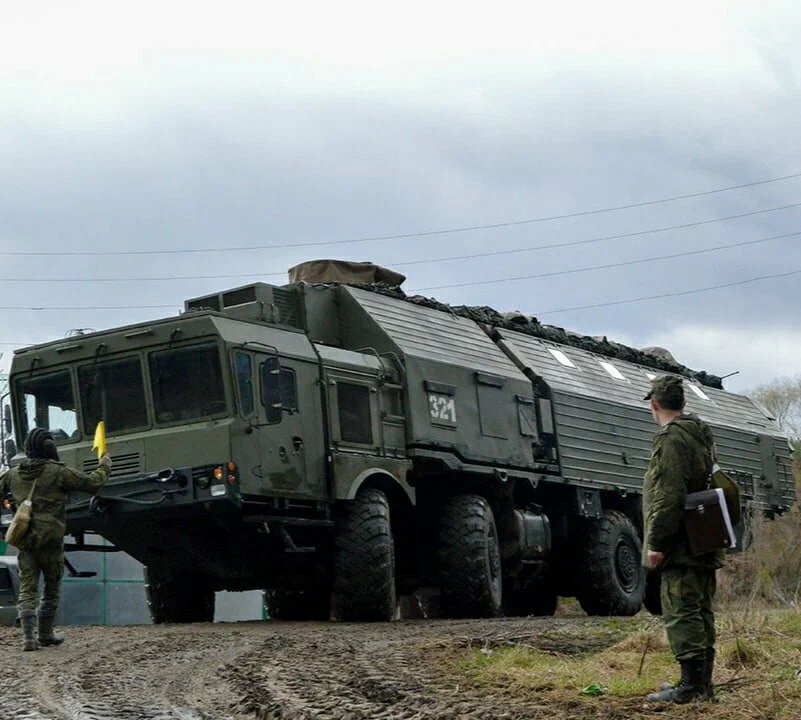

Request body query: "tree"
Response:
[749, 376, 801, 463]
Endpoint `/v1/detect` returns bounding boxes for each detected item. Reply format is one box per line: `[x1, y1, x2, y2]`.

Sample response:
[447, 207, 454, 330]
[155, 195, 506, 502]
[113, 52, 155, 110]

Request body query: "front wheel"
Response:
[332, 488, 396, 622]
[144, 567, 215, 624]
[575, 510, 644, 616]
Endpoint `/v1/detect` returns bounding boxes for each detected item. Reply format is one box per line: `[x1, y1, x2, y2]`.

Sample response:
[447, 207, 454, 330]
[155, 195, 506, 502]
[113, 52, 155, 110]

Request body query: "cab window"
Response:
[15, 371, 79, 444]
[149, 343, 226, 423]
[234, 352, 255, 417]
[79, 357, 148, 433]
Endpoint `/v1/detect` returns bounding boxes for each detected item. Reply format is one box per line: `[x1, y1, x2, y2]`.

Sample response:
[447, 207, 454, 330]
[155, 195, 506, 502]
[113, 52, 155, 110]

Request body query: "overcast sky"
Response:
[2, 0, 800, 393]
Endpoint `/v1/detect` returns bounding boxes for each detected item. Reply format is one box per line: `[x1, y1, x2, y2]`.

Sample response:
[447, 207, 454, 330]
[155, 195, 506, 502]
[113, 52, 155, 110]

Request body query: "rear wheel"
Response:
[144, 567, 215, 624]
[575, 510, 644, 616]
[332, 488, 396, 622]
[437, 494, 503, 618]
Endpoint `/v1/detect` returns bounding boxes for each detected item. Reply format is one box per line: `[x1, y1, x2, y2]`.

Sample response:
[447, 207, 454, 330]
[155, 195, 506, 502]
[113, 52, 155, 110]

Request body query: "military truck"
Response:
[1, 260, 794, 622]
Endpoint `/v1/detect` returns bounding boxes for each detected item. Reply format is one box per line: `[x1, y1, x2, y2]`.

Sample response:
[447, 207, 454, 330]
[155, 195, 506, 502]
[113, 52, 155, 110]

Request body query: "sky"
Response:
[1, 0, 801, 394]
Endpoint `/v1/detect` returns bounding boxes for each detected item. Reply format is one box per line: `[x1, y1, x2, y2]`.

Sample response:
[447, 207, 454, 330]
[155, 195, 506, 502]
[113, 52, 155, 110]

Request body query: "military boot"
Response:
[20, 611, 39, 652]
[656, 648, 715, 699]
[646, 658, 706, 704]
[37, 613, 65, 647]
[704, 648, 715, 699]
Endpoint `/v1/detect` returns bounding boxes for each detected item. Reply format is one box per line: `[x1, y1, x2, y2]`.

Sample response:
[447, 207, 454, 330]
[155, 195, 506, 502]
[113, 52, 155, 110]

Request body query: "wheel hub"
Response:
[614, 537, 639, 593]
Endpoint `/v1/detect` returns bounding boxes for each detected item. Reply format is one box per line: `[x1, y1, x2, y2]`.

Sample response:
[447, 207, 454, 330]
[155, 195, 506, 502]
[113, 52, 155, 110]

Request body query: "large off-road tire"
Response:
[575, 510, 645, 616]
[503, 571, 559, 617]
[332, 488, 396, 622]
[437, 494, 503, 618]
[264, 589, 331, 621]
[144, 567, 215, 624]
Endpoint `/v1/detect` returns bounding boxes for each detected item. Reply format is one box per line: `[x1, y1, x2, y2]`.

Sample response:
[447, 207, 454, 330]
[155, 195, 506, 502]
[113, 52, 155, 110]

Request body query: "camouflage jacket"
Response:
[642, 414, 724, 569]
[0, 459, 109, 550]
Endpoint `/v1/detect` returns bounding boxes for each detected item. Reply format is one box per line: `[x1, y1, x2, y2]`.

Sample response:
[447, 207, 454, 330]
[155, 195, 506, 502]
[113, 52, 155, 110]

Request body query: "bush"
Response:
[718, 509, 801, 608]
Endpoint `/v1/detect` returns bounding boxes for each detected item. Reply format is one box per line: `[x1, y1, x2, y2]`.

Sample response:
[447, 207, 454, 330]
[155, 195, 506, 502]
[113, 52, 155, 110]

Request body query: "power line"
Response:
[2, 265, 801, 346]
[2, 172, 801, 257]
[536, 267, 801, 316]
[0, 226, 798, 310]
[1, 202, 800, 282]
[412, 231, 801, 291]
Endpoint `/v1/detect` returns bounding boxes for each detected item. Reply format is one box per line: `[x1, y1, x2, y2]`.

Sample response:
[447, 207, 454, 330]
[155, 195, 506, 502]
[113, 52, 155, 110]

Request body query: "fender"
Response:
[330, 452, 414, 505]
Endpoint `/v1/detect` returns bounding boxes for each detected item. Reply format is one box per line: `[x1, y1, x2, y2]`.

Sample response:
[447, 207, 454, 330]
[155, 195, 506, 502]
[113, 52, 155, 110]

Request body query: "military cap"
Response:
[643, 375, 685, 405]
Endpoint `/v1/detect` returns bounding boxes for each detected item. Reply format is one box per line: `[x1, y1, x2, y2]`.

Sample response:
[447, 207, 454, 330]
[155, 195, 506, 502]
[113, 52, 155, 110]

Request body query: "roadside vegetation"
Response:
[455, 471, 801, 719]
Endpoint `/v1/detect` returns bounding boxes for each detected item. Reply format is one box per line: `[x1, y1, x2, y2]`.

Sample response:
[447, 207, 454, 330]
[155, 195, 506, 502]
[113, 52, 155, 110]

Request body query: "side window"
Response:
[234, 352, 255, 417]
[337, 382, 373, 445]
[259, 360, 298, 423]
[279, 368, 298, 411]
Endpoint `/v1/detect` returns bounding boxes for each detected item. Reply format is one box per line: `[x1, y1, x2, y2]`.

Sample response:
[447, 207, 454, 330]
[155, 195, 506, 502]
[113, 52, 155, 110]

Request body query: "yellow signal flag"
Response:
[92, 421, 107, 460]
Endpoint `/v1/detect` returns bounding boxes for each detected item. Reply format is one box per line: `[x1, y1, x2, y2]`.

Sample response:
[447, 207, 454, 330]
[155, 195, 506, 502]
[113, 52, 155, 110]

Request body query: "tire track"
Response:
[0, 617, 626, 720]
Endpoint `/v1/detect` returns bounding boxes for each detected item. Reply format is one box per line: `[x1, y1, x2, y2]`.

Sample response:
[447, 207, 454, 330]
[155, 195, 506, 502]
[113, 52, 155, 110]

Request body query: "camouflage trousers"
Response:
[17, 544, 64, 617]
[661, 565, 717, 662]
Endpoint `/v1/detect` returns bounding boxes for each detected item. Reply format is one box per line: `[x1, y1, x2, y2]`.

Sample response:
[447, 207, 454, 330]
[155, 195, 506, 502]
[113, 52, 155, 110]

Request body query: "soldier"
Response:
[0, 428, 111, 651]
[641, 376, 723, 704]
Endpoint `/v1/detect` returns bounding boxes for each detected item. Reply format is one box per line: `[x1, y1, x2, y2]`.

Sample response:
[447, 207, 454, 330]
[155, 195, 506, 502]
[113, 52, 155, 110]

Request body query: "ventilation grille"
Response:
[223, 287, 257, 308]
[186, 295, 222, 312]
[83, 452, 142, 479]
[273, 287, 299, 327]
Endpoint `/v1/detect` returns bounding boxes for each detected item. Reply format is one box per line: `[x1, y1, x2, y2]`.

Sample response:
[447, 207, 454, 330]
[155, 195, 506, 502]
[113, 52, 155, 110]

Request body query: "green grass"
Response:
[452, 609, 801, 719]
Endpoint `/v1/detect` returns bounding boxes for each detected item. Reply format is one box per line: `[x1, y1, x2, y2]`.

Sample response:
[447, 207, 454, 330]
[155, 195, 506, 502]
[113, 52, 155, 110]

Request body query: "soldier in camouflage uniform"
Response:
[0, 428, 110, 651]
[642, 376, 723, 704]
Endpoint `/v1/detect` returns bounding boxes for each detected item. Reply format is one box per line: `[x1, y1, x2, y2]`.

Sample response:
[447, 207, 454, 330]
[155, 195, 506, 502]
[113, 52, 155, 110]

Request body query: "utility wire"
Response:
[1, 172, 801, 257]
[1, 202, 800, 282]
[2, 265, 800, 344]
[536, 267, 801, 316]
[0, 226, 798, 309]
[411, 230, 801, 291]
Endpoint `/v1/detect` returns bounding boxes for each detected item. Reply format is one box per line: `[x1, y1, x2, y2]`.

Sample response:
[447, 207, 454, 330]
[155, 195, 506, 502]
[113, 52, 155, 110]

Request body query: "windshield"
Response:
[15, 370, 79, 444]
[149, 342, 226, 423]
[79, 357, 148, 434]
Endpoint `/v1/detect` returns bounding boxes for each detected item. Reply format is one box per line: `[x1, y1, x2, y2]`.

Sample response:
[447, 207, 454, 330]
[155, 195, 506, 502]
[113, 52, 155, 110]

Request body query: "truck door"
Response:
[257, 355, 326, 499]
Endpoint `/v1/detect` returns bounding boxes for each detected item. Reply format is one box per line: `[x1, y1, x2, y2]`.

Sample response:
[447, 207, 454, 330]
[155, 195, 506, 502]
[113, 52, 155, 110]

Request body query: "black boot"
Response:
[19, 611, 39, 652]
[646, 658, 707, 704]
[704, 648, 715, 699]
[656, 648, 715, 697]
[37, 613, 65, 647]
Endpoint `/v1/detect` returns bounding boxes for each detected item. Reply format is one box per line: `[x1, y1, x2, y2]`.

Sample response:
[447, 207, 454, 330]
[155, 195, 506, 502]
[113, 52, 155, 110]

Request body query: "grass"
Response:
[455, 609, 801, 718]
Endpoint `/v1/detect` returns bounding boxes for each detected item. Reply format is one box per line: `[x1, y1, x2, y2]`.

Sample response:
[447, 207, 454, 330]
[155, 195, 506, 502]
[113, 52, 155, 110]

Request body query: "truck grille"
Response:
[83, 452, 142, 480]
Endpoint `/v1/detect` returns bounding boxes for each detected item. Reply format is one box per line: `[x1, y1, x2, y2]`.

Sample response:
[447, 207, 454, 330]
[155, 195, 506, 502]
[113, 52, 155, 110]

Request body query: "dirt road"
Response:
[0, 616, 632, 720]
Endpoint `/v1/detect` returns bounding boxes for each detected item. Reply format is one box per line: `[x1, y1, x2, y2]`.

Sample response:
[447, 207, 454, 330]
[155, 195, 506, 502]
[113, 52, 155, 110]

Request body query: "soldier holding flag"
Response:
[0, 426, 111, 651]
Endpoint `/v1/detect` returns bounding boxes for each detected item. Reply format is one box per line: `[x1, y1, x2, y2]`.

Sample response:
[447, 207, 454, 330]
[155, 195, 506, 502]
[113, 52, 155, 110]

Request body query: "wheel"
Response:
[575, 510, 644, 616]
[144, 567, 215, 624]
[264, 588, 331, 621]
[643, 570, 662, 616]
[437, 494, 503, 618]
[332, 488, 396, 622]
[503, 570, 559, 617]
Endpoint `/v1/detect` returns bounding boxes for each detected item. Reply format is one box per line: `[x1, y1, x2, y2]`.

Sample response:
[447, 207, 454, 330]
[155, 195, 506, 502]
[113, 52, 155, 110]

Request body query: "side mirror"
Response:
[2, 405, 10, 436]
[3, 439, 15, 463]
[260, 357, 283, 425]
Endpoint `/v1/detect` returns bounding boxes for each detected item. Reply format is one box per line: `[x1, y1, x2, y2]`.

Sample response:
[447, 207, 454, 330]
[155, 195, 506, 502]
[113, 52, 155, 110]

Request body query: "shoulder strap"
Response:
[26, 476, 39, 502]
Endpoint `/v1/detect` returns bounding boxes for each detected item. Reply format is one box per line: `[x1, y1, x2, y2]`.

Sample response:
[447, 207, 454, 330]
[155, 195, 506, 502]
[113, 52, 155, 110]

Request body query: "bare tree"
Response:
[749, 376, 801, 458]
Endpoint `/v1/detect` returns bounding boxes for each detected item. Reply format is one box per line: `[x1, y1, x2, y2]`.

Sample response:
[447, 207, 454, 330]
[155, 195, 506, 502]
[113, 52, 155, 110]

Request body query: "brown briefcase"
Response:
[684, 488, 737, 556]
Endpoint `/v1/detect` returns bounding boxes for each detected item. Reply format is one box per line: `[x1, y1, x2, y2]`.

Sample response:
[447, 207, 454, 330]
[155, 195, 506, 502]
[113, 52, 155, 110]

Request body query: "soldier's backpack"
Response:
[5, 475, 39, 549]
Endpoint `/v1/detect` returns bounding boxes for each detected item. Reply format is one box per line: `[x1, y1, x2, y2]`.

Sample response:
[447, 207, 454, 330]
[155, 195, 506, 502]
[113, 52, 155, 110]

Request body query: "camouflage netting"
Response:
[290, 260, 723, 389]
[311, 281, 724, 389]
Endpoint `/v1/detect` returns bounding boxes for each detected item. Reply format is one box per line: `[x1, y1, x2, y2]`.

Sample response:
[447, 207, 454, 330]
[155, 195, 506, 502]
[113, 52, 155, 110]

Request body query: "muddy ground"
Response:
[0, 616, 641, 720]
